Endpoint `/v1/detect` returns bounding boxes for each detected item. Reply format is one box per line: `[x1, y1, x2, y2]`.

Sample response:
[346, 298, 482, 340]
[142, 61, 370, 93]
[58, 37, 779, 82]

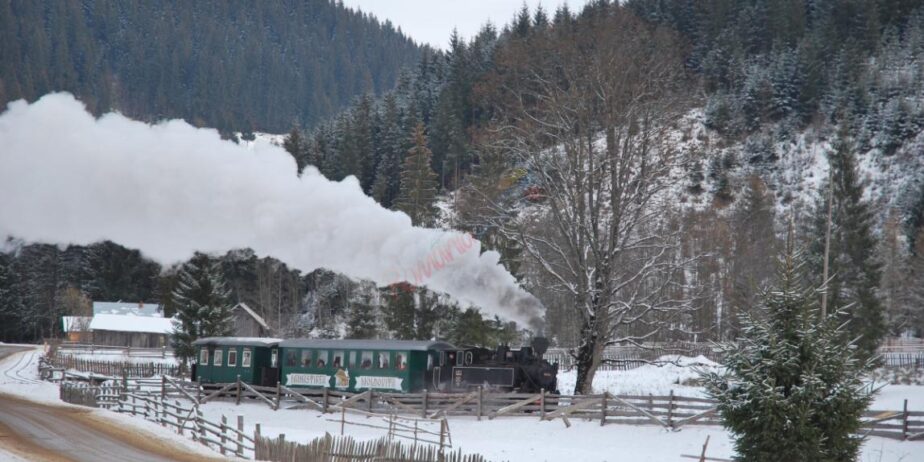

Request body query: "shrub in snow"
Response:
[703, 248, 874, 462]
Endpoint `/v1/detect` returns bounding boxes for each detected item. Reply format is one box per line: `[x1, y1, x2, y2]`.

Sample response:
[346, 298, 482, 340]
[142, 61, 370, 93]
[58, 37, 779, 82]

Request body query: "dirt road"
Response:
[0, 346, 229, 462]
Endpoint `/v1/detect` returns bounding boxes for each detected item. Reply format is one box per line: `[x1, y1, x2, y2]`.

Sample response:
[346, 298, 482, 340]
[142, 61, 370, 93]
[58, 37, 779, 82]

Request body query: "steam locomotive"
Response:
[449, 337, 559, 394]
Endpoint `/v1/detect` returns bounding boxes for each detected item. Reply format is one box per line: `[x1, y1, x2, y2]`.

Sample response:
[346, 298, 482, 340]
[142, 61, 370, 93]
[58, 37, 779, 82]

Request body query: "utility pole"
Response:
[821, 167, 834, 319]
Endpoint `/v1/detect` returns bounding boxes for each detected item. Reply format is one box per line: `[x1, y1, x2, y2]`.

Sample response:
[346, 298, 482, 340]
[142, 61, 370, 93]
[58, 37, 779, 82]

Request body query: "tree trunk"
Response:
[574, 315, 600, 394]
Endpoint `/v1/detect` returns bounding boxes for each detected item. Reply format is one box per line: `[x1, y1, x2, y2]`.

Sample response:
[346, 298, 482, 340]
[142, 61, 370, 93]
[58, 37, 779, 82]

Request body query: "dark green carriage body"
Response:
[278, 339, 455, 393]
[193, 337, 281, 385]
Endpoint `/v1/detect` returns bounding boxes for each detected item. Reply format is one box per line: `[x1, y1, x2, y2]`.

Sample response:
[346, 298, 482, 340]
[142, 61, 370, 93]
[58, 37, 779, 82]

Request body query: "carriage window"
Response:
[396, 353, 407, 370]
[360, 351, 373, 369]
[214, 349, 223, 366]
[271, 349, 278, 367]
[456, 351, 464, 367]
[285, 350, 297, 367]
[332, 351, 343, 369]
[349, 351, 357, 368]
[242, 349, 252, 368]
[301, 350, 312, 367]
[378, 352, 390, 369]
[427, 354, 433, 370]
[465, 351, 473, 365]
[228, 349, 237, 367]
[199, 349, 209, 365]
[316, 350, 328, 368]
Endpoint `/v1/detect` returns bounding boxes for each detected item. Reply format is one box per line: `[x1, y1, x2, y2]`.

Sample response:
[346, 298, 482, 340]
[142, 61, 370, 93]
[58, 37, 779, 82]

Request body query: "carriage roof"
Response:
[193, 337, 282, 347]
[278, 339, 456, 351]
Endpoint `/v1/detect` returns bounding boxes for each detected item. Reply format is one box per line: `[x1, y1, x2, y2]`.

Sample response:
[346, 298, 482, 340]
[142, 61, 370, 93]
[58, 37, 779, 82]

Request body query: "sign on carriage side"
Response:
[355, 375, 403, 391]
[286, 373, 331, 387]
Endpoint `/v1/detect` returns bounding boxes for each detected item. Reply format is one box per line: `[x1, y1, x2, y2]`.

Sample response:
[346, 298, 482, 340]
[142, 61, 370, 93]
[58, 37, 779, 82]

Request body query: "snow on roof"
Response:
[61, 316, 92, 333]
[93, 301, 163, 317]
[233, 302, 269, 330]
[89, 314, 175, 335]
[193, 337, 282, 347]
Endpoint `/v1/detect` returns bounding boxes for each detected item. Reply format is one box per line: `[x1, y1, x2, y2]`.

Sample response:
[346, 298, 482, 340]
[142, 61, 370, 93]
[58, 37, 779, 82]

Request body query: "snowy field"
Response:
[2, 348, 923, 462]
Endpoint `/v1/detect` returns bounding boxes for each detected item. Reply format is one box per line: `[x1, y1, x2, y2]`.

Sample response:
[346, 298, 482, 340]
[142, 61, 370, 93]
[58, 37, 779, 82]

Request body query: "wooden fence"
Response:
[544, 344, 722, 371]
[880, 352, 924, 369]
[199, 378, 924, 440]
[47, 353, 180, 378]
[255, 433, 487, 462]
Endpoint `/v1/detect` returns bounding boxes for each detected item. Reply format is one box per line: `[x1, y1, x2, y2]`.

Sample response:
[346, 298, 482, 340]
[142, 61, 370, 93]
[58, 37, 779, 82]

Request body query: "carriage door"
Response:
[262, 348, 280, 387]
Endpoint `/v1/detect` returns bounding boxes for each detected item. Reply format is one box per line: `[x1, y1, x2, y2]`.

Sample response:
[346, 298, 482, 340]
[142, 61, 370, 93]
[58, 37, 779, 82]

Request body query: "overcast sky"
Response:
[340, 0, 592, 49]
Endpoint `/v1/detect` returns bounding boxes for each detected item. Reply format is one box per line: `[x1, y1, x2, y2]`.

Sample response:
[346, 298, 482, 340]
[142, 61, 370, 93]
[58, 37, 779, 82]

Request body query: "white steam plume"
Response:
[0, 93, 543, 328]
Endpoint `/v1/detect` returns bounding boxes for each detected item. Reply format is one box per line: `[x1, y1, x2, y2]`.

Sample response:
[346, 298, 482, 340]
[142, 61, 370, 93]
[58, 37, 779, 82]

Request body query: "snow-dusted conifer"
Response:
[171, 253, 233, 365]
[704, 243, 874, 462]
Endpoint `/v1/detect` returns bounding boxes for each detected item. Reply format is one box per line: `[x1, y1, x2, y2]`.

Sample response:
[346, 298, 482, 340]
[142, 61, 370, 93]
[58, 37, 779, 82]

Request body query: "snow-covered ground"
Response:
[0, 347, 233, 460]
[2, 348, 923, 461]
[557, 355, 720, 397]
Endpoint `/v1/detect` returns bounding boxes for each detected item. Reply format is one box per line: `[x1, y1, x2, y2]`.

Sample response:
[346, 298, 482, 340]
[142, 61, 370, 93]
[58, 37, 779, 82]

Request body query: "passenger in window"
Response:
[378, 355, 389, 369]
[333, 356, 342, 368]
[396, 354, 406, 370]
[286, 351, 297, 367]
[301, 351, 311, 367]
[317, 358, 326, 368]
[361, 351, 373, 369]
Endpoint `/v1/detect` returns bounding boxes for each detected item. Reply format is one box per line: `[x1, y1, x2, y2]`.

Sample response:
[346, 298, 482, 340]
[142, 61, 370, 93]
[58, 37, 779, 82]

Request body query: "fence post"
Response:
[220, 415, 227, 455]
[341, 406, 346, 436]
[422, 389, 429, 418]
[275, 381, 281, 411]
[236, 415, 244, 457]
[540, 389, 546, 420]
[477, 386, 483, 421]
[668, 390, 675, 428]
[903, 399, 909, 440]
[322, 387, 329, 413]
[161, 375, 166, 401]
[368, 390, 374, 413]
[600, 392, 607, 426]
[236, 375, 242, 406]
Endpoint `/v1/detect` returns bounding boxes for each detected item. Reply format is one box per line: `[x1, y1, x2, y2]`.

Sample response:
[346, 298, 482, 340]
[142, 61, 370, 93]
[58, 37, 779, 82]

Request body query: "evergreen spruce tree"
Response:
[346, 297, 378, 339]
[704, 244, 874, 462]
[396, 123, 439, 226]
[171, 253, 233, 365]
[382, 283, 417, 340]
[0, 253, 24, 341]
[371, 94, 404, 208]
[808, 130, 885, 359]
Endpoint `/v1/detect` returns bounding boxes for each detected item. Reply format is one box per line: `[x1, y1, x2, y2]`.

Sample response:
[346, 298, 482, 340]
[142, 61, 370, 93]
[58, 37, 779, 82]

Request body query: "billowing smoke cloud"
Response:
[0, 93, 543, 328]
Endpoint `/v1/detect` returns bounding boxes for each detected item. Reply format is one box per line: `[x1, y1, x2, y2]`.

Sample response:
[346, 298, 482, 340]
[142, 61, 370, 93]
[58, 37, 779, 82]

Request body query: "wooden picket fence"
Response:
[48, 352, 180, 377]
[255, 433, 487, 462]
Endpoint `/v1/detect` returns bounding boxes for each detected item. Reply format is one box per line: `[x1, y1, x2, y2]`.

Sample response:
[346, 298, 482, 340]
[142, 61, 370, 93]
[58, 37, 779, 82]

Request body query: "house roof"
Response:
[93, 301, 163, 317]
[89, 314, 175, 335]
[232, 302, 269, 330]
[61, 316, 92, 333]
[278, 339, 457, 351]
[193, 337, 282, 347]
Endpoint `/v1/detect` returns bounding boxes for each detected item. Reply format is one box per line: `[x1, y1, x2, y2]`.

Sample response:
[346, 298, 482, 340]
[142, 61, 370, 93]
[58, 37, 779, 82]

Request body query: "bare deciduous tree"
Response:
[471, 10, 699, 393]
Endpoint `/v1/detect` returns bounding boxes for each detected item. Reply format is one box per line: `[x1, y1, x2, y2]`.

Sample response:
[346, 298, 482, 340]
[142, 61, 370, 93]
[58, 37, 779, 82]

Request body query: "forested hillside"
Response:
[3, 1, 924, 360]
[279, 0, 924, 355]
[0, 0, 422, 133]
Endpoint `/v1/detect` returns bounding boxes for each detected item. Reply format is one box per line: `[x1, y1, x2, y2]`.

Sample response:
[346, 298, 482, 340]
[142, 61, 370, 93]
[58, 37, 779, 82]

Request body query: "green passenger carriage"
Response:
[277, 339, 456, 393]
[193, 337, 282, 386]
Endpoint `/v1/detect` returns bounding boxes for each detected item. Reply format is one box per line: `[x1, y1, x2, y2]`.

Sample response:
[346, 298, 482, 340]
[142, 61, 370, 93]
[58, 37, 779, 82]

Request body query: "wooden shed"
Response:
[88, 314, 174, 348]
[231, 302, 271, 337]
